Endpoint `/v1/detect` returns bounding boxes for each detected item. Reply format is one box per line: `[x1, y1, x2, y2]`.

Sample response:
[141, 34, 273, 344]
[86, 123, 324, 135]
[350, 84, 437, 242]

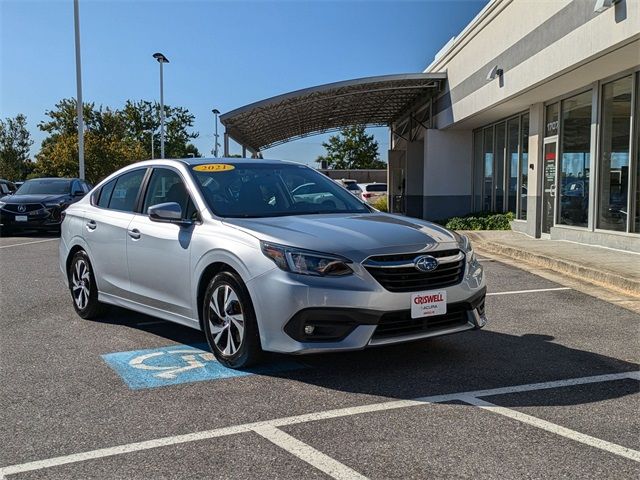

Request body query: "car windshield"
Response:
[191, 163, 371, 218]
[345, 183, 361, 191]
[15, 179, 71, 195]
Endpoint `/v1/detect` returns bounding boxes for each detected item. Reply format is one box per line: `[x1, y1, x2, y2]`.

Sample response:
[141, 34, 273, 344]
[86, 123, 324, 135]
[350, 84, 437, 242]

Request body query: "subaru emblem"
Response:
[17, 204, 26, 213]
[414, 255, 438, 272]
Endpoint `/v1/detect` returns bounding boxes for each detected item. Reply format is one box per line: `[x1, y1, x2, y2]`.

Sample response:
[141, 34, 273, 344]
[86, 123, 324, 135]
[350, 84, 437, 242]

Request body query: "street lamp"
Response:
[212, 108, 220, 157]
[73, 0, 85, 179]
[152, 52, 169, 158]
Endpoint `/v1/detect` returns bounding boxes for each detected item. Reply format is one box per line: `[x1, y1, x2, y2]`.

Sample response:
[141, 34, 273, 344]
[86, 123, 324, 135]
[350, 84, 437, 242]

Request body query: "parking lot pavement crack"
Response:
[458, 395, 640, 463]
[253, 425, 369, 480]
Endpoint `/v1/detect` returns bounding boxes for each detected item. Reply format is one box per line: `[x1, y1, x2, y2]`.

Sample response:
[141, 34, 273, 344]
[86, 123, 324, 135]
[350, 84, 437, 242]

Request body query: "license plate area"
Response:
[411, 290, 447, 319]
[15, 215, 28, 222]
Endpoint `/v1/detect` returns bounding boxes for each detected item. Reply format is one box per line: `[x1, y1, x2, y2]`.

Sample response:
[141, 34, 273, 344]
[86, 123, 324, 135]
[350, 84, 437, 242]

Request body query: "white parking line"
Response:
[0, 238, 58, 249]
[1, 371, 637, 477]
[487, 287, 571, 296]
[461, 396, 640, 463]
[254, 425, 368, 480]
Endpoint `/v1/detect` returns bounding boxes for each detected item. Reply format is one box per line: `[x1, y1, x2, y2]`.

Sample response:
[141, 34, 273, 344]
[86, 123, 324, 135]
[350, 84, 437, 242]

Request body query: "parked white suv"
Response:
[359, 183, 387, 203]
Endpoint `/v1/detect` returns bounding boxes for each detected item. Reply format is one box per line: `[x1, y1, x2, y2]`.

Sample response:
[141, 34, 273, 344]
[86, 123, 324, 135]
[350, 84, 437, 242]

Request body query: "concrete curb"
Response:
[465, 233, 640, 298]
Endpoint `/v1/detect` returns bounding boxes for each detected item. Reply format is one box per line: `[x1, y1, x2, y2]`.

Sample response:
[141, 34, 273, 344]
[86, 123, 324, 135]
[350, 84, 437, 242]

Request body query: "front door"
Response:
[126, 168, 197, 319]
[541, 140, 558, 234]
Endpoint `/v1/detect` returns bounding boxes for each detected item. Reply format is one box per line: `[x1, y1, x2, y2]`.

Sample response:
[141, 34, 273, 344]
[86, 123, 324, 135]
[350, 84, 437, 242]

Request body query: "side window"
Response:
[81, 181, 90, 193]
[108, 169, 146, 212]
[97, 179, 116, 208]
[71, 180, 81, 194]
[142, 168, 195, 219]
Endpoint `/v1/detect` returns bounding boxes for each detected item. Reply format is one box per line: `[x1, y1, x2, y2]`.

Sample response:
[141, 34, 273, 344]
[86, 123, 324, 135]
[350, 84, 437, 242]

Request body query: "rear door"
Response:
[126, 167, 198, 318]
[83, 168, 147, 297]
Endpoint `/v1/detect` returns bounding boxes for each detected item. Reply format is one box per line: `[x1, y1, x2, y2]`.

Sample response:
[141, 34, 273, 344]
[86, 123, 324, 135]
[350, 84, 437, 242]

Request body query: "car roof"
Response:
[177, 157, 301, 167]
[25, 177, 78, 181]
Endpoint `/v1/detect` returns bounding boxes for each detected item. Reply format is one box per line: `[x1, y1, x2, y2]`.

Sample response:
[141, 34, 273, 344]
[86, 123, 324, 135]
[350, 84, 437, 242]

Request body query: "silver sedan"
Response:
[60, 158, 486, 368]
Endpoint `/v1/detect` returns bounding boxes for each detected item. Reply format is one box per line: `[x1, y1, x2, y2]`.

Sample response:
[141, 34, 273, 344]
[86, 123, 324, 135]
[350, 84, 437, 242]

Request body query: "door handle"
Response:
[86, 220, 97, 231]
[128, 228, 141, 240]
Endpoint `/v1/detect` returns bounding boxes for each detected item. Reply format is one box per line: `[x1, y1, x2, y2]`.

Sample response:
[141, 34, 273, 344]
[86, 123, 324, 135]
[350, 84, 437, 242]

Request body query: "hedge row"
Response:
[443, 211, 515, 231]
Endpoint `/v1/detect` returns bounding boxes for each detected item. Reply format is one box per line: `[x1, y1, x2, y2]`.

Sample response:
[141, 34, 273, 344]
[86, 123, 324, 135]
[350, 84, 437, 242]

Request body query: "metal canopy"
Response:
[220, 73, 446, 152]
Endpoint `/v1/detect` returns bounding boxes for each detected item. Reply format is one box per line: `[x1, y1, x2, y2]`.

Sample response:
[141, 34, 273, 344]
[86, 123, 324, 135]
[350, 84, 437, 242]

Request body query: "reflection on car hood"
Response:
[1, 194, 70, 204]
[223, 213, 459, 259]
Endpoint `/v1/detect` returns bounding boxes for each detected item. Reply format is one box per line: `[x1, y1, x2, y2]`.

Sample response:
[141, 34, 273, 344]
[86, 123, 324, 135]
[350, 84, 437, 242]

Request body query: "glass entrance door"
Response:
[542, 140, 558, 234]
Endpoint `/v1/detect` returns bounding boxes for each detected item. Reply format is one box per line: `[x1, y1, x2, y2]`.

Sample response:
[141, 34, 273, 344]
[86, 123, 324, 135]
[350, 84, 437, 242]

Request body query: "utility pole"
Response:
[152, 52, 169, 158]
[212, 108, 220, 157]
[73, 0, 85, 179]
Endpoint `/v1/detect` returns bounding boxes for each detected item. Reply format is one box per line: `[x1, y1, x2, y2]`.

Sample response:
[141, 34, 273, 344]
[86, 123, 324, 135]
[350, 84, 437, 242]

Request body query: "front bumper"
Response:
[0, 209, 62, 230]
[246, 256, 486, 354]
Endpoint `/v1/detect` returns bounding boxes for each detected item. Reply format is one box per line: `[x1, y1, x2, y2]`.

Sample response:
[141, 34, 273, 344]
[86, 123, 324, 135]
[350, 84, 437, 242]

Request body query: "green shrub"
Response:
[443, 211, 514, 231]
[371, 196, 388, 212]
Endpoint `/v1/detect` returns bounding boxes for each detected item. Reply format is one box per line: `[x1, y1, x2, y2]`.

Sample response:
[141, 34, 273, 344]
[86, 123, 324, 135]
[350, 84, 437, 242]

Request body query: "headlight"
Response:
[44, 201, 65, 208]
[459, 234, 477, 263]
[0, 201, 6, 208]
[260, 241, 353, 277]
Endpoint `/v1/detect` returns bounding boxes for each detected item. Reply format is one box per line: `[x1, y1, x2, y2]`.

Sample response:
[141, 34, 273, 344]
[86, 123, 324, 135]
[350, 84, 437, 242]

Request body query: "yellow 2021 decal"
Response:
[193, 164, 235, 172]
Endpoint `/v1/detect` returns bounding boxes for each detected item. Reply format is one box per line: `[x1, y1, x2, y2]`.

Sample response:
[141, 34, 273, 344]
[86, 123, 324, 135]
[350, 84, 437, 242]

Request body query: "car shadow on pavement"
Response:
[96, 307, 639, 407]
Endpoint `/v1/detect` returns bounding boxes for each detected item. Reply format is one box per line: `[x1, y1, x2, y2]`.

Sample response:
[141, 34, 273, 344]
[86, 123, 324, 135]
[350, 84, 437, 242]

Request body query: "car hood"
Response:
[223, 213, 460, 259]
[1, 194, 70, 204]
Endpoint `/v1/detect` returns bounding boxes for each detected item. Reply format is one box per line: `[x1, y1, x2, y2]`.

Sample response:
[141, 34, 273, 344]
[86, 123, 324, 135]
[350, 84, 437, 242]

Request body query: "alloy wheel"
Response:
[71, 259, 91, 310]
[209, 284, 245, 356]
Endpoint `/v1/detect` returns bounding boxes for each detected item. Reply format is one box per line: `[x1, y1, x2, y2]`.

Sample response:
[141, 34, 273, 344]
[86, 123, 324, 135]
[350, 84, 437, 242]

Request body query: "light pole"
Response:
[152, 52, 169, 158]
[73, 0, 85, 179]
[212, 108, 220, 157]
[150, 130, 155, 159]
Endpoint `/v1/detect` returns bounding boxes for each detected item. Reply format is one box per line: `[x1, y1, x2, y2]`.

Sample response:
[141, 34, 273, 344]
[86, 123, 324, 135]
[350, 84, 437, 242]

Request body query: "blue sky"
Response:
[1, 0, 486, 165]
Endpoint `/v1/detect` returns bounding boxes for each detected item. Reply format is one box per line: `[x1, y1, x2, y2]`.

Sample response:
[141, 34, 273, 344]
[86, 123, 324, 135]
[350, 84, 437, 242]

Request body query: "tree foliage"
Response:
[316, 126, 386, 170]
[0, 114, 34, 181]
[34, 99, 200, 184]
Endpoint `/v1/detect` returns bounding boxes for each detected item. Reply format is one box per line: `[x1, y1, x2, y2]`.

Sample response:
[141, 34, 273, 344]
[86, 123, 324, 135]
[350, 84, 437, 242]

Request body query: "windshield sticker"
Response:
[193, 164, 235, 172]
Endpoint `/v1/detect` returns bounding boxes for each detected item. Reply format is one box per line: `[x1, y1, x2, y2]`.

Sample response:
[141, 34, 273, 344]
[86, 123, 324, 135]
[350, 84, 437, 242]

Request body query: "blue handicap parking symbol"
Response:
[102, 344, 304, 390]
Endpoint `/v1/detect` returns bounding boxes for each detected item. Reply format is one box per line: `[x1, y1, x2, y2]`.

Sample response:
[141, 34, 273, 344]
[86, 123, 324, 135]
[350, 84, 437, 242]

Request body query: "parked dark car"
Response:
[0, 177, 91, 235]
[0, 179, 17, 196]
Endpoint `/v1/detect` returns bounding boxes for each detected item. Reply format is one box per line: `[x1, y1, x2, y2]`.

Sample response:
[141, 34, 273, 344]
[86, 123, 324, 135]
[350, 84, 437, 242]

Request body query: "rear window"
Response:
[366, 184, 387, 192]
[107, 169, 146, 212]
[346, 183, 361, 191]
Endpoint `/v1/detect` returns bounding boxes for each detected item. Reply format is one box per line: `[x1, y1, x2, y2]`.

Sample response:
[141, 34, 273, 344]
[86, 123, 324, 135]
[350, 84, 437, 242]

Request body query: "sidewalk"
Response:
[463, 230, 640, 298]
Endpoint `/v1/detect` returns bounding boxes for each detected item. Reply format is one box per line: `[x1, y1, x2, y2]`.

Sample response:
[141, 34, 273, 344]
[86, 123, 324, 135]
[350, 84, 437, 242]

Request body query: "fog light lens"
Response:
[304, 325, 315, 335]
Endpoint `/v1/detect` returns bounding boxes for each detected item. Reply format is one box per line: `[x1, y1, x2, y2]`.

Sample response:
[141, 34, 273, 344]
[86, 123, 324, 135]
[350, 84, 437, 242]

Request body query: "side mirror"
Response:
[72, 189, 84, 197]
[148, 202, 189, 225]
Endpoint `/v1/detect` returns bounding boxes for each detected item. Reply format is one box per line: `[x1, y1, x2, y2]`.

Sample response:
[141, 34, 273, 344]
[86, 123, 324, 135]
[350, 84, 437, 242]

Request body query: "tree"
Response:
[34, 99, 201, 184]
[316, 125, 386, 169]
[0, 114, 34, 181]
[120, 100, 200, 159]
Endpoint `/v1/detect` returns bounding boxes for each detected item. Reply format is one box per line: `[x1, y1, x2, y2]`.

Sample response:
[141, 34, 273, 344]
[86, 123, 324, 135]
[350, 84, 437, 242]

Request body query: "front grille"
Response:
[373, 309, 469, 339]
[3, 203, 44, 213]
[364, 250, 465, 293]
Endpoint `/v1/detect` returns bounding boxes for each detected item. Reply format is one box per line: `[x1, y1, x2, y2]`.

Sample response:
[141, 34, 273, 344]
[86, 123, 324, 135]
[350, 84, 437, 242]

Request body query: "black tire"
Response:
[68, 250, 106, 319]
[202, 271, 262, 369]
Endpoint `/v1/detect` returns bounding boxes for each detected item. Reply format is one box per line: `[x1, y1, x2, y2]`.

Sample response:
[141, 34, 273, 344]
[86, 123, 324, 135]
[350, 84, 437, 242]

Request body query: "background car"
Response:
[0, 179, 17, 196]
[335, 178, 363, 197]
[359, 182, 387, 203]
[0, 177, 91, 235]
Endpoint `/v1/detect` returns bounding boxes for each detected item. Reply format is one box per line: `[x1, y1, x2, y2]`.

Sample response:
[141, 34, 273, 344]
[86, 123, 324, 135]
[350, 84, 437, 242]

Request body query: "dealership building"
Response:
[221, 0, 640, 252]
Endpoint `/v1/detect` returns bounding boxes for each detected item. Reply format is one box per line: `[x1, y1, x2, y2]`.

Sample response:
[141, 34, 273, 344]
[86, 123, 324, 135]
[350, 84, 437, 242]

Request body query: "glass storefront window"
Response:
[520, 114, 529, 220]
[483, 128, 494, 211]
[495, 123, 506, 212]
[558, 91, 592, 228]
[546, 103, 559, 137]
[473, 130, 483, 211]
[597, 76, 632, 232]
[507, 119, 519, 214]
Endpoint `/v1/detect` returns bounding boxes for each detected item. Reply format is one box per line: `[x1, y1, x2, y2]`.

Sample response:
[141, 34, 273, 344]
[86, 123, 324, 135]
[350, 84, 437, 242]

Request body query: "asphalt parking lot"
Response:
[1, 234, 639, 479]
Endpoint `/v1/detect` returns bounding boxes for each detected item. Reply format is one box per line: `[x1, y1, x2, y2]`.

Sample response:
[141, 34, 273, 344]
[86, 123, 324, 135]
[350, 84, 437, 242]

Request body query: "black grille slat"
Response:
[3, 203, 43, 213]
[364, 249, 465, 293]
[373, 310, 468, 339]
